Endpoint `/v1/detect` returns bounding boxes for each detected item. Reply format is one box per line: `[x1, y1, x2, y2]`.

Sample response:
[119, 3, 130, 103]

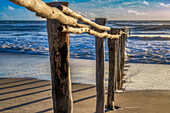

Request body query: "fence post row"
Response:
[95, 18, 106, 113]
[47, 12, 127, 112]
[44, 2, 127, 113]
[47, 2, 73, 113]
[7, 1, 129, 113]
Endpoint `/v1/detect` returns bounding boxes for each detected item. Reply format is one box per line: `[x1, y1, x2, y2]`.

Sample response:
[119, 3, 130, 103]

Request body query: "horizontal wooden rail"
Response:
[58, 26, 119, 39]
[10, 0, 83, 27]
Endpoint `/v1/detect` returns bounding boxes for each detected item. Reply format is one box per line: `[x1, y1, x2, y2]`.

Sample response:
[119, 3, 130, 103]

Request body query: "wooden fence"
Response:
[10, 0, 128, 113]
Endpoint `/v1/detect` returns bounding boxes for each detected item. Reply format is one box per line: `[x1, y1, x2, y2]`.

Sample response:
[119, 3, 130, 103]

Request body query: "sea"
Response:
[0, 20, 170, 64]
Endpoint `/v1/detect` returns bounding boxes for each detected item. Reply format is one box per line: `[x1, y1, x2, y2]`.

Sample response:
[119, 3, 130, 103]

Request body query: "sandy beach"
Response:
[0, 53, 170, 113]
[0, 78, 170, 113]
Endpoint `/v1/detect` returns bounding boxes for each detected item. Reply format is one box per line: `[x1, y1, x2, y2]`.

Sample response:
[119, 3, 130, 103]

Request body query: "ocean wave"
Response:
[0, 44, 49, 55]
[0, 24, 46, 27]
[111, 21, 170, 26]
[129, 35, 170, 40]
[0, 20, 169, 64]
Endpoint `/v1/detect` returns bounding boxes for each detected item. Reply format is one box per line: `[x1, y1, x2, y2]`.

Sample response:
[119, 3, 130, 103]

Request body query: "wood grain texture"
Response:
[95, 18, 106, 113]
[107, 28, 118, 110]
[118, 36, 121, 90]
[47, 2, 73, 113]
[10, 0, 77, 26]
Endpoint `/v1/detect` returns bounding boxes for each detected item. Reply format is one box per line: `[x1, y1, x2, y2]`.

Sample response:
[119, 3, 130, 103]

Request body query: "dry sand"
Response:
[123, 63, 170, 90]
[0, 78, 170, 113]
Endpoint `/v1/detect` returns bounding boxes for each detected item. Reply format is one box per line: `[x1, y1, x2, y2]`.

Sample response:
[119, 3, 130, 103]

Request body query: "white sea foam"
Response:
[131, 34, 170, 38]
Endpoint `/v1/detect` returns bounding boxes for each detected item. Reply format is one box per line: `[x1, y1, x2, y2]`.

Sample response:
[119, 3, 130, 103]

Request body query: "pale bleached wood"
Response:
[58, 5, 111, 31]
[76, 23, 91, 28]
[47, 2, 73, 113]
[10, 0, 77, 26]
[58, 26, 119, 39]
[95, 18, 106, 113]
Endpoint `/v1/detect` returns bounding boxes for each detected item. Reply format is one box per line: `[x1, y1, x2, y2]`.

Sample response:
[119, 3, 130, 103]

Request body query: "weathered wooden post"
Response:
[95, 18, 106, 113]
[115, 29, 121, 90]
[121, 29, 126, 79]
[107, 28, 117, 110]
[120, 31, 124, 89]
[119, 28, 127, 89]
[47, 2, 73, 113]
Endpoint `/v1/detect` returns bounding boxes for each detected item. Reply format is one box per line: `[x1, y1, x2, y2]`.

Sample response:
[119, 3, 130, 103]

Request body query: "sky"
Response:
[0, 0, 170, 20]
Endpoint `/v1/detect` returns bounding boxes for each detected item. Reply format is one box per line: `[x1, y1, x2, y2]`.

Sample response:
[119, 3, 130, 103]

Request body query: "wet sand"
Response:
[0, 78, 170, 113]
[1, 53, 170, 90]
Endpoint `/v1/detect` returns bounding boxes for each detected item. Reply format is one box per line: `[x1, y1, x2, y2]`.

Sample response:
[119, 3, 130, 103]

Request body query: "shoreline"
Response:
[0, 77, 170, 113]
[0, 53, 170, 91]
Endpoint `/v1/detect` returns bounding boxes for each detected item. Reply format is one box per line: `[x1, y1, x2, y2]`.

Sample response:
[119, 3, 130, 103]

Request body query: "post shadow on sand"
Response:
[0, 79, 47, 90]
[0, 83, 51, 95]
[36, 108, 53, 113]
[0, 79, 121, 112]
[0, 88, 51, 101]
[0, 97, 52, 112]
[0, 79, 94, 112]
[0, 78, 33, 85]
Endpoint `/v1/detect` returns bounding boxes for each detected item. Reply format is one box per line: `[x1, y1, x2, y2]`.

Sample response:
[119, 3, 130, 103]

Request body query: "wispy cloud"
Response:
[122, 1, 140, 5]
[128, 9, 146, 15]
[0, 12, 10, 19]
[156, 3, 170, 8]
[142, 1, 149, 5]
[157, 2, 170, 8]
[8, 6, 15, 11]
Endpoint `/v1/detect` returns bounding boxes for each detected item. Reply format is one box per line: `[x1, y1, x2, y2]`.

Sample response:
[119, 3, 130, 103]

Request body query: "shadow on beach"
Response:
[0, 78, 170, 113]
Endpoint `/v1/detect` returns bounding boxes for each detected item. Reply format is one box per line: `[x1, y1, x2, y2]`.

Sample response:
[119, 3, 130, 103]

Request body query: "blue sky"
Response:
[0, 0, 170, 20]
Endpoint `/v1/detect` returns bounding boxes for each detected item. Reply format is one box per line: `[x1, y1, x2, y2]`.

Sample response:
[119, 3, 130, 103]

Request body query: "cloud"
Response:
[123, 1, 140, 5]
[156, 3, 170, 8]
[142, 1, 149, 5]
[128, 9, 146, 15]
[8, 6, 15, 11]
[0, 12, 10, 19]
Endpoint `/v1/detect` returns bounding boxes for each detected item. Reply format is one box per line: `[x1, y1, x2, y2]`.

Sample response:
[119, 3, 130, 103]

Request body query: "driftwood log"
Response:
[58, 26, 119, 39]
[10, 0, 77, 26]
